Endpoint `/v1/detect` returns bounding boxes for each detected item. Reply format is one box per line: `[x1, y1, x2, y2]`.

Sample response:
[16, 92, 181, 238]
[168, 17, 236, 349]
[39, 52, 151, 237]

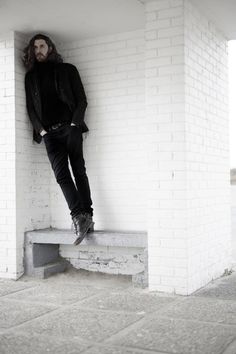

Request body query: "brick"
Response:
[158, 26, 184, 38]
[158, 7, 183, 19]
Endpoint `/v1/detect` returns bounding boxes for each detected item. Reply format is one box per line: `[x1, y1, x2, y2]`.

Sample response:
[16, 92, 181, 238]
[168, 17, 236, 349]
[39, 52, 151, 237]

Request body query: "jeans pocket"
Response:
[70, 125, 83, 135]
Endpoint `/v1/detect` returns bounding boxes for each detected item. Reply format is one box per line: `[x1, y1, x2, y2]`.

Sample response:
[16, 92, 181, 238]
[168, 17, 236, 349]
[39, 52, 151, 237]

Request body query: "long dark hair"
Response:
[22, 33, 63, 71]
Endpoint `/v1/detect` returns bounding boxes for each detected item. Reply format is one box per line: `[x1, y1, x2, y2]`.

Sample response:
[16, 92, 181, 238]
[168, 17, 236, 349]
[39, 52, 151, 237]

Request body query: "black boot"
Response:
[84, 212, 95, 232]
[72, 213, 94, 245]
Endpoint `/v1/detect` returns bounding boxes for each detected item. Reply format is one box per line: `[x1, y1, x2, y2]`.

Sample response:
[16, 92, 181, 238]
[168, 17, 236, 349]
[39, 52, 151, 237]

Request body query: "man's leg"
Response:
[43, 131, 83, 216]
[67, 126, 93, 216]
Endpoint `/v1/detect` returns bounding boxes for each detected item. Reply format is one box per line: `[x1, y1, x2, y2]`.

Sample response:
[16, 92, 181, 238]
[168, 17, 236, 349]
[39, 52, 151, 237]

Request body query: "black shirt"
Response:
[35, 61, 72, 129]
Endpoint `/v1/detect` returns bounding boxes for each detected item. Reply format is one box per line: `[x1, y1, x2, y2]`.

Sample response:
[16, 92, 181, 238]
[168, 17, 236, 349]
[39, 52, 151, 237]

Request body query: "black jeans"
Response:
[43, 124, 93, 217]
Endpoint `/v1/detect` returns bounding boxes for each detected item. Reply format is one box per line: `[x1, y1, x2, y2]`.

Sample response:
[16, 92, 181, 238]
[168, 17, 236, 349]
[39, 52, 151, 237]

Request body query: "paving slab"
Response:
[106, 317, 236, 354]
[0, 299, 57, 329]
[8, 307, 144, 342]
[193, 272, 236, 300]
[5, 282, 104, 306]
[0, 279, 37, 297]
[0, 332, 91, 354]
[75, 289, 178, 314]
[161, 296, 236, 325]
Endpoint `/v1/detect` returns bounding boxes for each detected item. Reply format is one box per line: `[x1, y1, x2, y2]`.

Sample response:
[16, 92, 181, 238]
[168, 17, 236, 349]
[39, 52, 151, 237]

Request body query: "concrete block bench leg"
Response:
[24, 233, 69, 278]
[132, 247, 148, 288]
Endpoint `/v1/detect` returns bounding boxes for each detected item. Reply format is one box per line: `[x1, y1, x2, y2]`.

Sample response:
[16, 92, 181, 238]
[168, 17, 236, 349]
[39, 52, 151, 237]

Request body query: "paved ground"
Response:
[1, 268, 236, 354]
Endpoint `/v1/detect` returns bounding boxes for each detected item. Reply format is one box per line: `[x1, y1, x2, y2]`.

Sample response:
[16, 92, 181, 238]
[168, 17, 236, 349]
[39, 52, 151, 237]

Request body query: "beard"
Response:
[36, 52, 49, 61]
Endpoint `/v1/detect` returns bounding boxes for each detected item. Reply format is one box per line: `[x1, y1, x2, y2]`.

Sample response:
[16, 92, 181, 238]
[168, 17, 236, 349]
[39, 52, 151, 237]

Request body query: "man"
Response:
[23, 33, 94, 245]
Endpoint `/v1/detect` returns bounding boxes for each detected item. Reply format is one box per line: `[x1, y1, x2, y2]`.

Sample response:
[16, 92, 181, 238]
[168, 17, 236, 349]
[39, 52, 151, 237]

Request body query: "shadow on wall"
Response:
[231, 169, 236, 185]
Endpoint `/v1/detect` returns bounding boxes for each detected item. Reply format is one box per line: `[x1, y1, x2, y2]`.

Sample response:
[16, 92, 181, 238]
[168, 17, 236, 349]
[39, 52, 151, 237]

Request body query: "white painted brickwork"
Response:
[0, 31, 16, 278]
[15, 31, 51, 278]
[54, 30, 147, 231]
[145, 0, 187, 294]
[184, 0, 231, 293]
[0, 31, 51, 279]
[145, 0, 231, 294]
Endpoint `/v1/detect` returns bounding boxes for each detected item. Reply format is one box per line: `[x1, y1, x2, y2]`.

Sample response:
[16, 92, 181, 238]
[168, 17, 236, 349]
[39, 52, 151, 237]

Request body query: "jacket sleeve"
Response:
[69, 65, 88, 127]
[24, 73, 44, 135]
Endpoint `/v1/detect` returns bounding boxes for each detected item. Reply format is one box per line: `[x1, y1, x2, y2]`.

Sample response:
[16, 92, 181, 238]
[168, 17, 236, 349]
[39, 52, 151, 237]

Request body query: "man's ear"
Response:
[48, 46, 52, 53]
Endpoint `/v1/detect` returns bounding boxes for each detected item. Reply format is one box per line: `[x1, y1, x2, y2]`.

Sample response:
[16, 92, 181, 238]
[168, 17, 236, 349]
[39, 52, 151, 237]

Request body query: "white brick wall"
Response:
[15, 31, 51, 278]
[0, 31, 51, 279]
[0, 31, 16, 278]
[145, 0, 187, 293]
[53, 30, 147, 231]
[184, 0, 231, 293]
[145, 0, 231, 294]
[15, 31, 50, 230]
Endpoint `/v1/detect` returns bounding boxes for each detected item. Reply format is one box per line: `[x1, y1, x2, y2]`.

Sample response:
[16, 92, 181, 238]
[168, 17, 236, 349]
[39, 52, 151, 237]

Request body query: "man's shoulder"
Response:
[56, 62, 78, 73]
[24, 62, 79, 80]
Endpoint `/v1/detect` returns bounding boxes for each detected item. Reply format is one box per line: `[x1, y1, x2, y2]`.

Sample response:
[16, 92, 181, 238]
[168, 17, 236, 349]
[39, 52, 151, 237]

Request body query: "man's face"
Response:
[34, 39, 51, 62]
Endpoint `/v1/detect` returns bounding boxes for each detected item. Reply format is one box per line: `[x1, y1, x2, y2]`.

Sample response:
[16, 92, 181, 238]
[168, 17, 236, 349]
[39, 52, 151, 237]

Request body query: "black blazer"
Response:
[25, 62, 88, 143]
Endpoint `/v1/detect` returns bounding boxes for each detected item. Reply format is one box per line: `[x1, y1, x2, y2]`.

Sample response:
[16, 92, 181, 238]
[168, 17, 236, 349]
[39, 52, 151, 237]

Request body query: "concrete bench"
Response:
[24, 229, 148, 287]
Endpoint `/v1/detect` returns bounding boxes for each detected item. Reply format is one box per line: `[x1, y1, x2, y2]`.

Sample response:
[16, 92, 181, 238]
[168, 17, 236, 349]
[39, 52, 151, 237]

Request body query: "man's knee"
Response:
[54, 171, 72, 185]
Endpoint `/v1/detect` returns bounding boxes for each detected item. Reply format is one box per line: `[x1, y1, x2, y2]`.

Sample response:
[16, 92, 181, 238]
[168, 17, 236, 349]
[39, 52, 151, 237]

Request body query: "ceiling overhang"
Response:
[0, 0, 235, 43]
